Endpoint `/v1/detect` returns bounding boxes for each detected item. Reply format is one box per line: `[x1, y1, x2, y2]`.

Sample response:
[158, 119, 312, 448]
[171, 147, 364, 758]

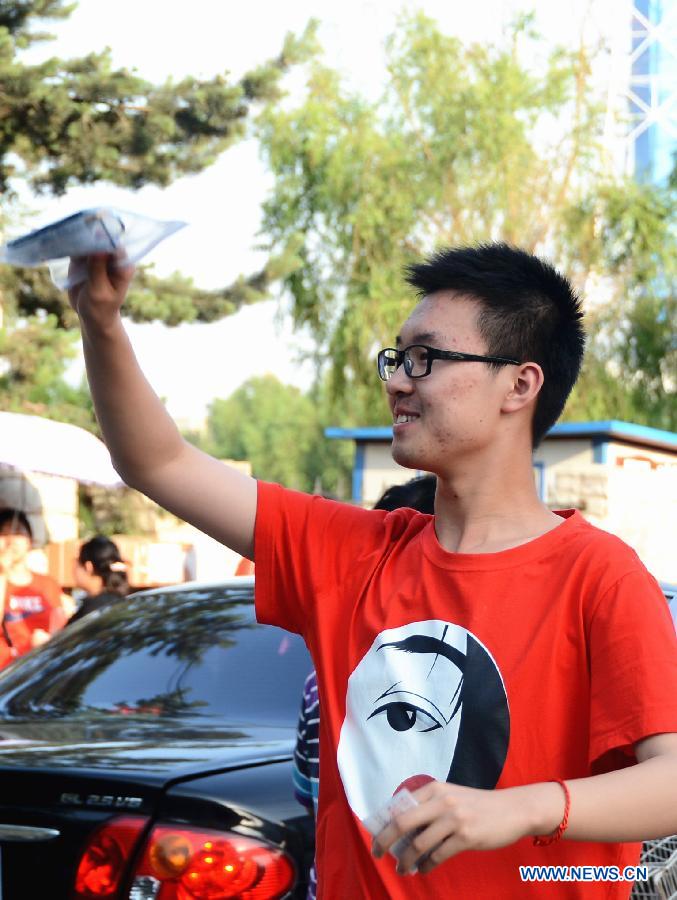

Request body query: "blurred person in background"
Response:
[370, 474, 436, 515]
[293, 475, 436, 900]
[67, 535, 130, 625]
[0, 508, 66, 663]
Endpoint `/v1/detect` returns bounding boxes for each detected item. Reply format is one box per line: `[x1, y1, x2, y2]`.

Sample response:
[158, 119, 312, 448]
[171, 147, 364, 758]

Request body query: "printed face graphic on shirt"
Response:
[337, 619, 510, 820]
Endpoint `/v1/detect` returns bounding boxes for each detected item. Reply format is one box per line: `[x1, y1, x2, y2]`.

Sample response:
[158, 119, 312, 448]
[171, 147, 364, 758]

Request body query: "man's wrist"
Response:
[80, 313, 125, 343]
[508, 781, 568, 838]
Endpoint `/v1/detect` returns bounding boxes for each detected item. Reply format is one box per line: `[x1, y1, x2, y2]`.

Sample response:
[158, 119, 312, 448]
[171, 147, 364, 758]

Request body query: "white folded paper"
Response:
[0, 207, 186, 289]
[362, 788, 423, 871]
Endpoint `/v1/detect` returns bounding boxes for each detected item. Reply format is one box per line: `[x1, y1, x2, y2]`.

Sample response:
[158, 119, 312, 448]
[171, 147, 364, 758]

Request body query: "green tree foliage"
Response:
[78, 482, 165, 537]
[256, 12, 676, 429]
[0, 307, 95, 427]
[196, 374, 352, 495]
[563, 176, 676, 430]
[0, 0, 315, 196]
[0, 0, 317, 424]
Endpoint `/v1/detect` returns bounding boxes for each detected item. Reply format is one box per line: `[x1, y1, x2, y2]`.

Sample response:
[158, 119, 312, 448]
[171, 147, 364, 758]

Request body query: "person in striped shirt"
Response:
[293, 669, 320, 899]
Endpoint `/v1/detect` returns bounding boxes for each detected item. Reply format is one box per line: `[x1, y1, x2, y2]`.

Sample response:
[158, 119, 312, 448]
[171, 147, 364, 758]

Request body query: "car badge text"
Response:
[59, 792, 143, 809]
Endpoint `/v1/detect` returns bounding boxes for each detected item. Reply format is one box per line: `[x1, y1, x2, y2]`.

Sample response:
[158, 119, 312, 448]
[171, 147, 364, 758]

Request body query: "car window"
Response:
[0, 587, 313, 726]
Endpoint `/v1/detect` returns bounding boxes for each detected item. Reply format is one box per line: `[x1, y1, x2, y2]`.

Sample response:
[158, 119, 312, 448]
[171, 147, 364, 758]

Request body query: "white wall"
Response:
[362, 443, 424, 507]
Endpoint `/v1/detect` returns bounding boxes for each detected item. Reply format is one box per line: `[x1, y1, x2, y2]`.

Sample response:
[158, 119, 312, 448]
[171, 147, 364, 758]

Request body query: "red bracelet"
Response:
[533, 779, 570, 846]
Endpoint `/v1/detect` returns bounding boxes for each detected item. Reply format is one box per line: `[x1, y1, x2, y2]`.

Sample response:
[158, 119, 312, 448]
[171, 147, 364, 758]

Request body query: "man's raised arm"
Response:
[69, 254, 257, 560]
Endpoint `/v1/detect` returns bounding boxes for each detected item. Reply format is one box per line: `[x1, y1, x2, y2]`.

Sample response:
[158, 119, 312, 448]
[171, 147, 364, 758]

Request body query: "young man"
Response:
[68, 244, 677, 899]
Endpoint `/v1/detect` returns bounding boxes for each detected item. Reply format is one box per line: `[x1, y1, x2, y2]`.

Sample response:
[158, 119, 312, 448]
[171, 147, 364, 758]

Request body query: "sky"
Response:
[12, 0, 625, 428]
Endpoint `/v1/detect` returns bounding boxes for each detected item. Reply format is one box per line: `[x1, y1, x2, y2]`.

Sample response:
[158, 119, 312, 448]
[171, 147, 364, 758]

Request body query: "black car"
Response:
[0, 577, 315, 900]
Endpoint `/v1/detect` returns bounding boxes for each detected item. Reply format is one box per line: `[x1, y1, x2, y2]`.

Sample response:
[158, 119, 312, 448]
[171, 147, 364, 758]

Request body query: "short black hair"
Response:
[405, 243, 585, 447]
[0, 508, 32, 538]
[373, 474, 436, 514]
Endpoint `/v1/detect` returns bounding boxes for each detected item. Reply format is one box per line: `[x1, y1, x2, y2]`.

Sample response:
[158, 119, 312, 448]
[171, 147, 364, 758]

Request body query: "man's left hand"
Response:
[371, 780, 562, 875]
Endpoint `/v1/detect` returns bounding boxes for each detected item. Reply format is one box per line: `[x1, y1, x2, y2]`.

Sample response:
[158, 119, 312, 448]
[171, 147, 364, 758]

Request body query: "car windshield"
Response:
[0, 584, 312, 725]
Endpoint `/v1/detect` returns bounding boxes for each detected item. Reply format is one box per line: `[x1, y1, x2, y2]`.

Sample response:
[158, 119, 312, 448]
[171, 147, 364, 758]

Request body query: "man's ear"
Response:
[501, 362, 544, 414]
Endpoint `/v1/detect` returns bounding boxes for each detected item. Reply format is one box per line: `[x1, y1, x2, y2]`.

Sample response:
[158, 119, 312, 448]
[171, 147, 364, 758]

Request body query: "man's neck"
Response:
[433, 452, 562, 554]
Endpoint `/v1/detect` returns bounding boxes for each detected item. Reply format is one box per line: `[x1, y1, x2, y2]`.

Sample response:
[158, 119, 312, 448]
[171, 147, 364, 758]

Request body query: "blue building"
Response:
[628, 0, 677, 183]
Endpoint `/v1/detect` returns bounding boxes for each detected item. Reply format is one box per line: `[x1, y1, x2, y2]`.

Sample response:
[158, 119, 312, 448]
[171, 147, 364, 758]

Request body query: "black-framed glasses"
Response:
[377, 344, 520, 381]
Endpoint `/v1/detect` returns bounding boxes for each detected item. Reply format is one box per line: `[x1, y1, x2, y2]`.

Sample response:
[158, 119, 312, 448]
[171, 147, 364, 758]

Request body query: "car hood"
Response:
[0, 716, 296, 784]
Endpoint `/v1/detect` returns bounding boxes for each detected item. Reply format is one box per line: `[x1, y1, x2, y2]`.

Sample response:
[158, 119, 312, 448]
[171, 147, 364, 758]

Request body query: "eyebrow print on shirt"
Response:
[378, 635, 466, 671]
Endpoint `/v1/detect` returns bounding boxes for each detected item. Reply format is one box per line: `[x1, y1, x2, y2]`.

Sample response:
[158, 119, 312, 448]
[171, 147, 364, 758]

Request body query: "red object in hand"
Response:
[394, 774, 435, 796]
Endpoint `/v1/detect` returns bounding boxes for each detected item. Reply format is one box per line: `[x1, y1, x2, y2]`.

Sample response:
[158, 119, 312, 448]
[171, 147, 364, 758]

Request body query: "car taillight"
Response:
[74, 815, 150, 898]
[129, 824, 296, 900]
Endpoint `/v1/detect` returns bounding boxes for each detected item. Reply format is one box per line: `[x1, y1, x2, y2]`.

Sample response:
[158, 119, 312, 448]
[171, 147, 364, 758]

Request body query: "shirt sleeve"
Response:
[254, 481, 388, 636]
[588, 567, 677, 769]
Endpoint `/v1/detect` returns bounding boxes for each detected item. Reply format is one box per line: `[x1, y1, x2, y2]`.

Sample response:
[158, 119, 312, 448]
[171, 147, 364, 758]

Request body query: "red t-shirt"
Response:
[3, 573, 66, 656]
[0, 635, 14, 670]
[254, 482, 677, 900]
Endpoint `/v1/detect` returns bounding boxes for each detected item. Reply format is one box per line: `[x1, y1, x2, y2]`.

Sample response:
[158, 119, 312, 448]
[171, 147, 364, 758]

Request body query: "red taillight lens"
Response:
[74, 815, 149, 898]
[132, 824, 295, 899]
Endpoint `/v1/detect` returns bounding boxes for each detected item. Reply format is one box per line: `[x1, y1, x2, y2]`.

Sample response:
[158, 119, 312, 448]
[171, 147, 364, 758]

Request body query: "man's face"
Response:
[0, 525, 31, 572]
[385, 293, 512, 476]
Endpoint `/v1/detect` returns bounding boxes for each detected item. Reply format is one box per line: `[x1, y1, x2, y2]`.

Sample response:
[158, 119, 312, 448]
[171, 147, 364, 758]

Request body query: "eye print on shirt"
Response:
[367, 628, 464, 738]
[337, 620, 510, 821]
[367, 684, 459, 734]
